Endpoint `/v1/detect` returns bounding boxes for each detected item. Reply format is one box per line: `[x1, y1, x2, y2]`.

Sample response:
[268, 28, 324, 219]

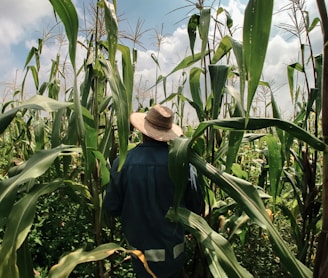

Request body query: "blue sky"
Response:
[117, 0, 188, 33]
[116, 0, 242, 30]
[0, 0, 323, 119]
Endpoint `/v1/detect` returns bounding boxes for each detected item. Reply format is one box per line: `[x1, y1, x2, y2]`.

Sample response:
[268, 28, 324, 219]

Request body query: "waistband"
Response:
[129, 241, 185, 262]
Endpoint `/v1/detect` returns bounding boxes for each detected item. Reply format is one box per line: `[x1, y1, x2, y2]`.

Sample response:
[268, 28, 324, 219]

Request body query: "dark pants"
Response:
[136, 270, 183, 278]
[132, 256, 185, 278]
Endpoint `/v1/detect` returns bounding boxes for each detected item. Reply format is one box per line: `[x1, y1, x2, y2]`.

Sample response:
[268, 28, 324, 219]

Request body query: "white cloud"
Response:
[130, 0, 324, 119]
[0, 0, 52, 47]
[0, 0, 53, 88]
[0, 0, 325, 120]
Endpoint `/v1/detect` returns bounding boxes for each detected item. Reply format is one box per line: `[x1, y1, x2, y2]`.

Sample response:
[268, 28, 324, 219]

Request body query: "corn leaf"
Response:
[189, 67, 205, 122]
[208, 65, 229, 120]
[49, 243, 156, 278]
[118, 44, 133, 111]
[49, 243, 124, 278]
[26, 66, 39, 90]
[0, 95, 72, 135]
[16, 240, 34, 278]
[0, 180, 63, 278]
[49, 0, 78, 70]
[167, 207, 253, 278]
[192, 118, 326, 151]
[104, 0, 118, 67]
[188, 14, 199, 58]
[230, 37, 246, 103]
[287, 63, 304, 102]
[99, 58, 129, 170]
[168, 137, 191, 209]
[157, 51, 208, 84]
[265, 134, 283, 201]
[199, 9, 211, 54]
[188, 151, 312, 277]
[244, 0, 273, 116]
[0, 146, 81, 229]
[211, 35, 232, 64]
[92, 150, 110, 187]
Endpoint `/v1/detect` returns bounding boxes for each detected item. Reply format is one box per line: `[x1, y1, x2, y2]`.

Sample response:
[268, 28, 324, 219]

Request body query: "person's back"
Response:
[104, 104, 203, 277]
[105, 139, 186, 277]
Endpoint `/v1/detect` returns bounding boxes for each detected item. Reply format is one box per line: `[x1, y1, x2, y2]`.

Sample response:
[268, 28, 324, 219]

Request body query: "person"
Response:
[103, 104, 203, 278]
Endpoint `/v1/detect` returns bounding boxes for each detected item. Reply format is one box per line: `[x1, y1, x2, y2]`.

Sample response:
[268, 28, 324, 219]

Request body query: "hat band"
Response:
[145, 116, 172, 130]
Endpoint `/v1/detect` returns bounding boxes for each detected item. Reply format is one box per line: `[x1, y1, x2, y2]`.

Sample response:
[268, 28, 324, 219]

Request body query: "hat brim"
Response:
[130, 112, 183, 142]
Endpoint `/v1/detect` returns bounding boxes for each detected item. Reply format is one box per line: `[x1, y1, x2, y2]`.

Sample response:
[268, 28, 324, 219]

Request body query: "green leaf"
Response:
[229, 37, 246, 103]
[167, 208, 253, 278]
[192, 118, 326, 151]
[243, 0, 273, 116]
[165, 52, 208, 80]
[153, 52, 208, 92]
[49, 243, 124, 278]
[80, 107, 98, 178]
[118, 44, 134, 111]
[49, 0, 78, 70]
[278, 204, 302, 251]
[51, 108, 65, 150]
[211, 35, 232, 64]
[34, 119, 45, 151]
[0, 146, 81, 229]
[27, 66, 39, 90]
[265, 134, 283, 201]
[21, 95, 73, 111]
[104, 0, 118, 67]
[314, 55, 323, 115]
[0, 95, 72, 135]
[24, 47, 37, 69]
[0, 108, 18, 135]
[188, 14, 199, 58]
[287, 63, 304, 103]
[0, 180, 63, 278]
[231, 164, 248, 180]
[189, 67, 205, 122]
[224, 70, 246, 174]
[99, 58, 129, 170]
[189, 152, 312, 277]
[49, 54, 60, 82]
[92, 150, 110, 187]
[308, 17, 320, 33]
[17, 239, 34, 278]
[168, 137, 191, 209]
[208, 65, 229, 120]
[270, 92, 286, 158]
[151, 53, 160, 68]
[49, 243, 157, 278]
[226, 130, 244, 174]
[199, 9, 211, 54]
[49, 0, 83, 144]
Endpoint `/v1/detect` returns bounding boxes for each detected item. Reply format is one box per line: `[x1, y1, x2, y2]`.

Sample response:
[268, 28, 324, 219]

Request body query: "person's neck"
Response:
[142, 135, 167, 144]
[142, 135, 157, 143]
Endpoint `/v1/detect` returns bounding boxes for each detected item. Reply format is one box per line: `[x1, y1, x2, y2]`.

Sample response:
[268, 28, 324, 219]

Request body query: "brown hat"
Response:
[130, 104, 183, 142]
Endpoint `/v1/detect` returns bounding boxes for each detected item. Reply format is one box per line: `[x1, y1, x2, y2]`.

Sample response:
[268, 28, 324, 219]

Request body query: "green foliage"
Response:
[243, 0, 274, 116]
[27, 187, 97, 274]
[167, 207, 253, 278]
[49, 0, 78, 71]
[0, 0, 327, 277]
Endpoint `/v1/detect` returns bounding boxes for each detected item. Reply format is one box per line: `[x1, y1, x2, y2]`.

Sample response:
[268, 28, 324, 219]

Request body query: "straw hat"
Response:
[130, 104, 183, 142]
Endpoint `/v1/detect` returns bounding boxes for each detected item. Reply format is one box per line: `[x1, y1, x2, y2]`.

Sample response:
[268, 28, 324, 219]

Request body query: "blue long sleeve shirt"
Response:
[104, 141, 202, 277]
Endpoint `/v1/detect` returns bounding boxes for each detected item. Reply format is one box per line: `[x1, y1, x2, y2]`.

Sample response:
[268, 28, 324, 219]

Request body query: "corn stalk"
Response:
[314, 1, 328, 277]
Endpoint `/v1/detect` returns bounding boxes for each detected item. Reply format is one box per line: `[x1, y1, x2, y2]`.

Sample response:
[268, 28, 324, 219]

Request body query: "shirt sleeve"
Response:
[103, 158, 124, 217]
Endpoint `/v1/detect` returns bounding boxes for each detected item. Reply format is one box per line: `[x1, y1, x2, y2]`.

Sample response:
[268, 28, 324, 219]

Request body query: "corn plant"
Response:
[1, 0, 328, 277]
[163, 0, 327, 277]
[0, 0, 132, 276]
